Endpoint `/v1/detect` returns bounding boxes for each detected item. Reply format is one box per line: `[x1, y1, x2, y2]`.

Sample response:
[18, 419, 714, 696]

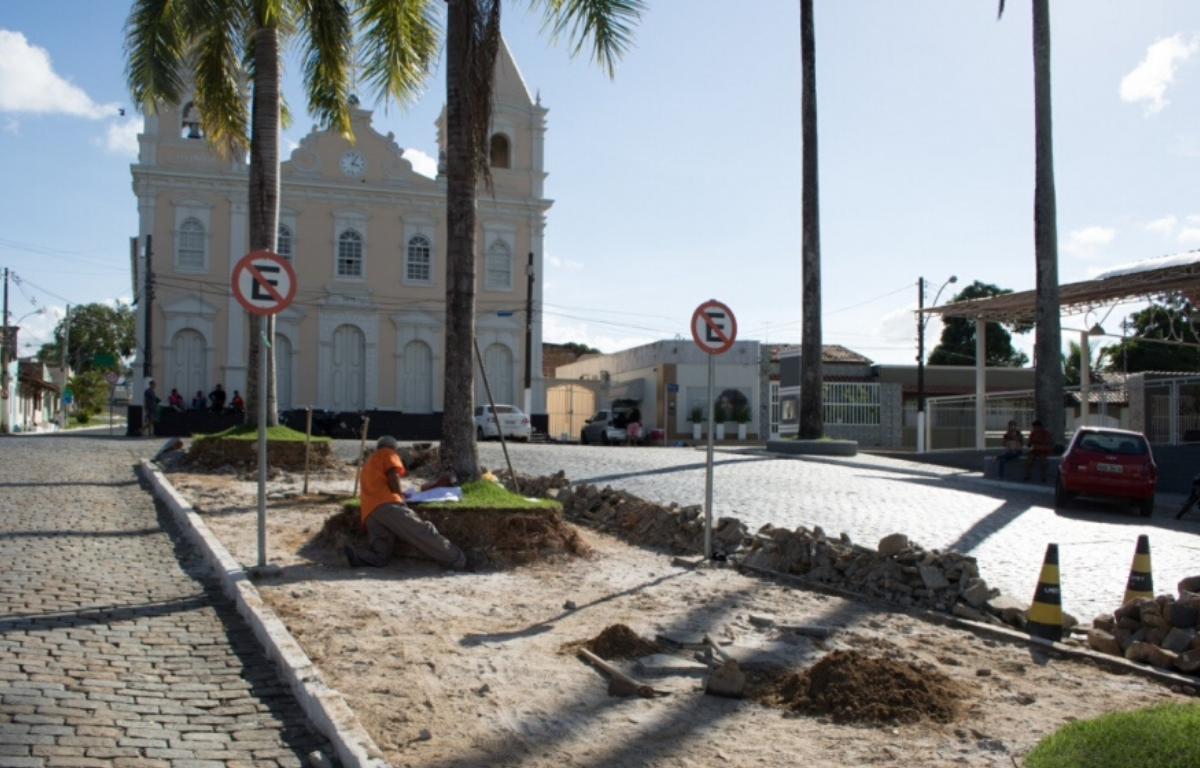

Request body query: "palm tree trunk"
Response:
[441, 0, 484, 480]
[799, 0, 824, 440]
[1031, 0, 1063, 442]
[246, 25, 281, 428]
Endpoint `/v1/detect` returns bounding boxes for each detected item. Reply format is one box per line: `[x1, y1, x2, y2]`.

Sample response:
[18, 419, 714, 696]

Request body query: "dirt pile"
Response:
[757, 650, 970, 724]
[308, 503, 591, 567]
[576, 624, 662, 660]
[184, 436, 338, 472]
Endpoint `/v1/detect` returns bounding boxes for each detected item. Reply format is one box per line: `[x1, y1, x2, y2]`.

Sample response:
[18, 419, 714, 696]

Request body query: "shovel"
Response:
[577, 648, 668, 698]
[703, 633, 746, 698]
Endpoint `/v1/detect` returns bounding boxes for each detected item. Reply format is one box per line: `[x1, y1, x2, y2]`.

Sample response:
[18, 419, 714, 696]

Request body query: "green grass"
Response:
[343, 480, 559, 511]
[1024, 702, 1200, 768]
[192, 424, 329, 442]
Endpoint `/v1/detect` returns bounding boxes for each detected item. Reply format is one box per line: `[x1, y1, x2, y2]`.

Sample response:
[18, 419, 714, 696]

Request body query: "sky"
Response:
[1, 1, 1198, 369]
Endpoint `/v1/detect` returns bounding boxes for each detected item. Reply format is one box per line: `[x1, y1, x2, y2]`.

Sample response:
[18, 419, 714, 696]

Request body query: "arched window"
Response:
[485, 239, 512, 290]
[177, 218, 206, 270]
[277, 225, 293, 261]
[489, 134, 510, 168]
[337, 229, 363, 277]
[406, 235, 432, 282]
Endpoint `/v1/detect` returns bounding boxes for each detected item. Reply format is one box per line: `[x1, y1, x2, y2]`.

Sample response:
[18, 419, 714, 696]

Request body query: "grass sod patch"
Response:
[191, 424, 331, 442]
[1023, 702, 1200, 768]
[341, 480, 560, 512]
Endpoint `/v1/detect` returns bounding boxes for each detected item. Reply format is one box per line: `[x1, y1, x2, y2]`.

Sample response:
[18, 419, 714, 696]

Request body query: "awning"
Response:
[609, 379, 645, 402]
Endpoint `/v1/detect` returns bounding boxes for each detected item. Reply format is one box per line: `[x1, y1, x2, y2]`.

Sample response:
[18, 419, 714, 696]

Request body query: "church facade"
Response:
[129, 43, 549, 433]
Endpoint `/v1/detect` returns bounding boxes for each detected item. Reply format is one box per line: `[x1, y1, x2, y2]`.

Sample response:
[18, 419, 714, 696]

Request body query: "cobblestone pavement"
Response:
[471, 442, 1200, 624]
[0, 435, 330, 768]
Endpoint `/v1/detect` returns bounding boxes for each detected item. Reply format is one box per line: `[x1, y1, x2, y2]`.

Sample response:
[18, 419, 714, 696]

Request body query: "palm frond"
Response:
[189, 0, 251, 156]
[124, 0, 188, 112]
[297, 0, 355, 137]
[997, 0, 1006, 20]
[356, 0, 441, 111]
[536, 0, 644, 78]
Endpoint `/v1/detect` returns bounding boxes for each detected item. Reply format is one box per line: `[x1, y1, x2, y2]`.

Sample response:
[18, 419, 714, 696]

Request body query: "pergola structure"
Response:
[916, 250, 1200, 449]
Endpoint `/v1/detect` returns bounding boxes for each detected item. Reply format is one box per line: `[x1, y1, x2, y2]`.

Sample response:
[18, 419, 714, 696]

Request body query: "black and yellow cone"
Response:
[1027, 543, 1063, 642]
[1123, 534, 1154, 604]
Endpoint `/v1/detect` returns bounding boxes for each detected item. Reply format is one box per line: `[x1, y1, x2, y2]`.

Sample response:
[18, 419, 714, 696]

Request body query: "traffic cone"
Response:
[1122, 534, 1154, 604]
[1027, 543, 1063, 642]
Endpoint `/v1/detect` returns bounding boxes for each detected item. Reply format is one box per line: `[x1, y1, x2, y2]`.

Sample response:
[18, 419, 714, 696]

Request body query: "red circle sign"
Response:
[691, 299, 737, 355]
[231, 251, 296, 316]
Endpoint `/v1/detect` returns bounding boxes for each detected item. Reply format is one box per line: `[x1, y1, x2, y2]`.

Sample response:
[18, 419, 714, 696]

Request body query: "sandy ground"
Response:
[167, 464, 1194, 768]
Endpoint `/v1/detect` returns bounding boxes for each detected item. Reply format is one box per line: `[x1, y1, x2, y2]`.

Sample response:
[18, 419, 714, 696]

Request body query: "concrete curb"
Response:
[137, 459, 390, 768]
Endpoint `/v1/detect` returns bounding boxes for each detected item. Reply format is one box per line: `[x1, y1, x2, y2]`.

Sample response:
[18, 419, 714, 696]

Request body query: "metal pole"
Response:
[303, 406, 312, 494]
[256, 329, 267, 568]
[143, 236, 153, 379]
[916, 277, 925, 451]
[524, 252, 534, 417]
[1, 267, 8, 433]
[704, 354, 715, 562]
[60, 304, 69, 430]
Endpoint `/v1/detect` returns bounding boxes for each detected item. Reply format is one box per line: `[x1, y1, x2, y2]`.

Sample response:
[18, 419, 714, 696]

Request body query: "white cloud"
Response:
[96, 117, 140, 157]
[1063, 226, 1115, 257]
[1146, 215, 1177, 236]
[1180, 227, 1200, 244]
[404, 148, 437, 179]
[546, 253, 583, 270]
[0, 30, 119, 118]
[1120, 34, 1198, 116]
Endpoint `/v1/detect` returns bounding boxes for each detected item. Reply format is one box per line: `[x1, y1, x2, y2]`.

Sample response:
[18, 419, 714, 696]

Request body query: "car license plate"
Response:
[1096, 462, 1123, 473]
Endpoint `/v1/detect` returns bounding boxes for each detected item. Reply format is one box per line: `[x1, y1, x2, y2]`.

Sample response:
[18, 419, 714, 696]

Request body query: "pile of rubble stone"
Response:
[1087, 578, 1200, 675]
[501, 471, 1040, 631]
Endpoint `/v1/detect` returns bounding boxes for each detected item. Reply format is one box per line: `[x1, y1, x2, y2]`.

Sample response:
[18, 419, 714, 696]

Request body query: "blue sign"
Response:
[667, 383, 679, 393]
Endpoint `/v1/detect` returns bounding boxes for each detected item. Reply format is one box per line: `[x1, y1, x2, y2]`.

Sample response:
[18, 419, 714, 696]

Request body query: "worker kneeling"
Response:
[345, 436, 478, 571]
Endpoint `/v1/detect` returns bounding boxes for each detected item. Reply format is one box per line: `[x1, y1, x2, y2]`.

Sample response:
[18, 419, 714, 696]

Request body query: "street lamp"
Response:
[916, 275, 957, 452]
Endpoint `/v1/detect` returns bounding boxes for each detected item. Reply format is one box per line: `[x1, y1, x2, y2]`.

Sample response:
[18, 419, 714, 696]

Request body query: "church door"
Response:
[330, 324, 365, 411]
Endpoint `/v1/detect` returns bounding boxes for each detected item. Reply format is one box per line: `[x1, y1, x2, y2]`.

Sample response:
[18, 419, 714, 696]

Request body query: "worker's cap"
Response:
[376, 435, 399, 450]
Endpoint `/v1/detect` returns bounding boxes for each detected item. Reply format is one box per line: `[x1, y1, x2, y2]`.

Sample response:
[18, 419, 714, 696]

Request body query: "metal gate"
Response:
[545, 381, 599, 442]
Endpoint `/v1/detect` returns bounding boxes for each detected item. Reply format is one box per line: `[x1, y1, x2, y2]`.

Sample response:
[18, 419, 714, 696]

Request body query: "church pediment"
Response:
[283, 106, 438, 189]
[161, 294, 219, 318]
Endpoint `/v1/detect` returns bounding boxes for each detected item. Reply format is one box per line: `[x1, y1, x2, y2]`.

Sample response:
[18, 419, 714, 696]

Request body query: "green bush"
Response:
[75, 412, 91, 425]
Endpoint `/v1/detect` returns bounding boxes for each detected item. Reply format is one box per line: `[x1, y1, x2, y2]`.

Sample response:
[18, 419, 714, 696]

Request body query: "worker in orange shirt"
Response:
[344, 435, 478, 571]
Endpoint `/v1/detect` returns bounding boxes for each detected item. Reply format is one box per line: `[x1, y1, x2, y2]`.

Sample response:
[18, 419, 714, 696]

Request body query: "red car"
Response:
[1055, 427, 1157, 516]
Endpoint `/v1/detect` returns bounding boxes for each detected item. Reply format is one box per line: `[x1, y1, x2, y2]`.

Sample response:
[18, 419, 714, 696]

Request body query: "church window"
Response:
[406, 235, 432, 283]
[337, 230, 364, 277]
[485, 239, 512, 290]
[489, 134, 510, 169]
[277, 225, 293, 261]
[177, 218, 206, 270]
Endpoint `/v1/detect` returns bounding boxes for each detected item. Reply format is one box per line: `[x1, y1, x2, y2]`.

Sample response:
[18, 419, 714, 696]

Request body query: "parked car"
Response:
[1055, 427, 1157, 516]
[580, 400, 644, 445]
[474, 404, 531, 442]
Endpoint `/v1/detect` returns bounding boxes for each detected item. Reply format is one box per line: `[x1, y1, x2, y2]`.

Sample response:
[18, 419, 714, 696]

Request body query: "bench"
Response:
[982, 454, 1060, 482]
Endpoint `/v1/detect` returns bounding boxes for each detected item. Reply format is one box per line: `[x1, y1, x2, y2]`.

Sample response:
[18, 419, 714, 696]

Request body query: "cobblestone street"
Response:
[0, 435, 330, 768]
[476, 442, 1200, 624]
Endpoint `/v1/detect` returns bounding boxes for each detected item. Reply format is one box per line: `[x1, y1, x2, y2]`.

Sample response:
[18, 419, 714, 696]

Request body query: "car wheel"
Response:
[580, 430, 589, 445]
[1054, 478, 1071, 509]
[1139, 495, 1155, 518]
[477, 426, 485, 441]
[601, 431, 610, 446]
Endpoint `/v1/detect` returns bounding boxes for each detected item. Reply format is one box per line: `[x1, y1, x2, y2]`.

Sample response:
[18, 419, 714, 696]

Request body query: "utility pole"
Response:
[1, 267, 9, 434]
[916, 277, 926, 452]
[523, 251, 534, 417]
[142, 236, 154, 380]
[60, 304, 70, 430]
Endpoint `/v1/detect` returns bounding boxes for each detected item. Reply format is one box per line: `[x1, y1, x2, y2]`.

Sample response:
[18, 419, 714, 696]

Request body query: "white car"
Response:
[580, 403, 645, 445]
[474, 404, 532, 442]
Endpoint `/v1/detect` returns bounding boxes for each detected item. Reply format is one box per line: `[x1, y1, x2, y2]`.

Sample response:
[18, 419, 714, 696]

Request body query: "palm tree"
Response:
[998, 0, 1064, 441]
[798, 0, 823, 440]
[438, 0, 643, 480]
[125, 0, 439, 427]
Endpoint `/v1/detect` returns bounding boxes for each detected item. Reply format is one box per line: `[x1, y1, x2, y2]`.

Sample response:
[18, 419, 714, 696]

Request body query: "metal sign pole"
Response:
[704, 353, 715, 562]
[257, 330, 267, 569]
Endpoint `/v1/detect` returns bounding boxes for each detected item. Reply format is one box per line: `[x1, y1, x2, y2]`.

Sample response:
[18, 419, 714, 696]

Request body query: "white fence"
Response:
[778, 382, 880, 435]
